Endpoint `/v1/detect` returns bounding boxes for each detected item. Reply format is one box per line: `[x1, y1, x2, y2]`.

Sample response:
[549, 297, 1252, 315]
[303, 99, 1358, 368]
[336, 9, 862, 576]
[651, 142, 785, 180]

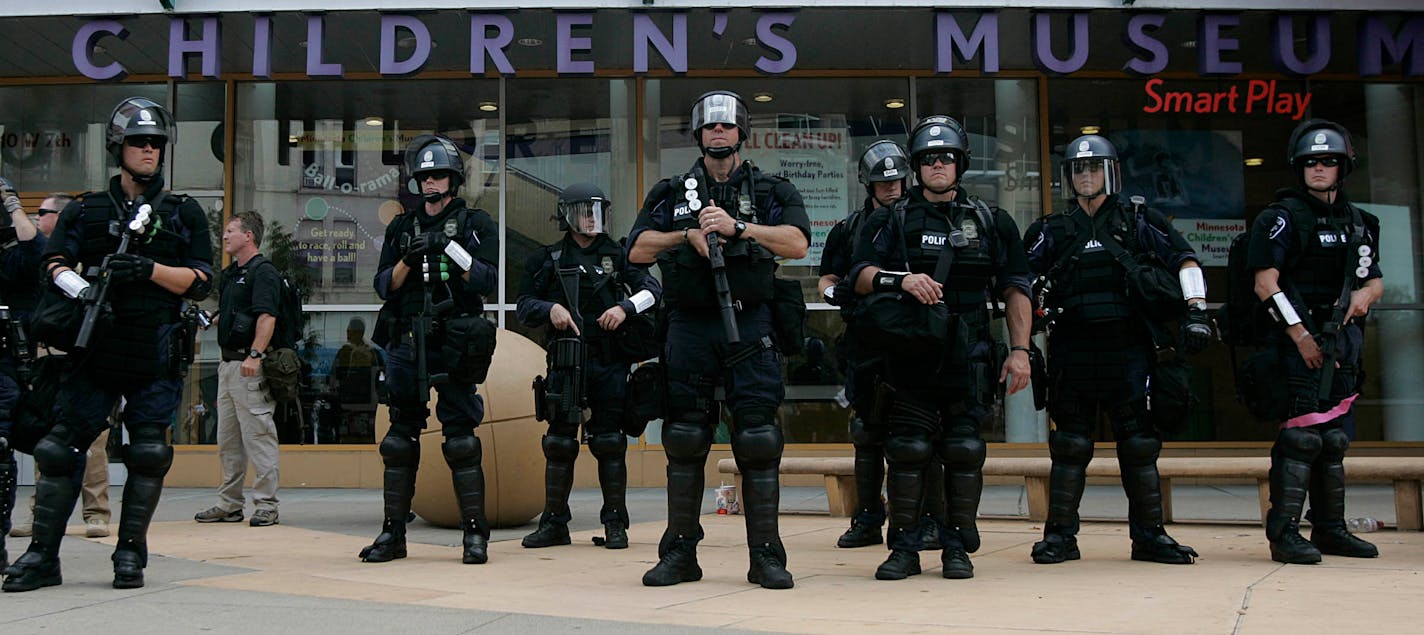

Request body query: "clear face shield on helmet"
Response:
[559, 197, 608, 236]
[1061, 157, 1122, 199]
[859, 142, 910, 184]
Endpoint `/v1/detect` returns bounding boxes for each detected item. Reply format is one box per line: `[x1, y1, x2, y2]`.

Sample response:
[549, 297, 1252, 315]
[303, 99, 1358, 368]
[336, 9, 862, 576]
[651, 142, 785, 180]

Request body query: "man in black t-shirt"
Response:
[195, 211, 282, 528]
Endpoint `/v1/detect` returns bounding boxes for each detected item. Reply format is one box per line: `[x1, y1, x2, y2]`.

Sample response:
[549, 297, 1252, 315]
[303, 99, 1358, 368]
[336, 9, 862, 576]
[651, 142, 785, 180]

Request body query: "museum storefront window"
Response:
[1045, 77, 1424, 442]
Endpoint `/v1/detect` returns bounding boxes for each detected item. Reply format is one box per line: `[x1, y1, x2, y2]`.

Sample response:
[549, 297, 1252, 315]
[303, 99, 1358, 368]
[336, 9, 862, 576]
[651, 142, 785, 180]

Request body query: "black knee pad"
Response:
[1277, 427, 1323, 463]
[379, 433, 420, 468]
[542, 433, 580, 463]
[884, 434, 933, 466]
[732, 421, 783, 469]
[935, 436, 986, 470]
[848, 416, 885, 449]
[441, 434, 482, 469]
[125, 442, 174, 478]
[1048, 430, 1093, 466]
[663, 420, 711, 463]
[33, 437, 83, 477]
[1116, 431, 1161, 467]
[587, 432, 627, 460]
[1319, 426, 1349, 461]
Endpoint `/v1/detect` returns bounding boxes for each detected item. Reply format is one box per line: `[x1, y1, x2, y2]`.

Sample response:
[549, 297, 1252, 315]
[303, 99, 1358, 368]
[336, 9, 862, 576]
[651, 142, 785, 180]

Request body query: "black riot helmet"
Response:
[107, 97, 175, 183]
[689, 90, 750, 160]
[556, 182, 610, 237]
[404, 135, 466, 203]
[908, 115, 971, 176]
[1060, 134, 1122, 199]
[1287, 119, 1356, 189]
[857, 140, 910, 205]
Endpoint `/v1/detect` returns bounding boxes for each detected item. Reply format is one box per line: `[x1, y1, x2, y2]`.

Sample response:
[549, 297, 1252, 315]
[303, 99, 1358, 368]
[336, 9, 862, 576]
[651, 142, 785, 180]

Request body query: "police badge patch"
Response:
[601, 256, 614, 272]
[960, 218, 979, 240]
[444, 217, 459, 238]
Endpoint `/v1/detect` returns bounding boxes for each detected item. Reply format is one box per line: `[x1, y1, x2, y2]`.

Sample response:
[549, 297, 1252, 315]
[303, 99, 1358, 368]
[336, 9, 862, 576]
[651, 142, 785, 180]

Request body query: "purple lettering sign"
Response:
[1359, 15, 1424, 76]
[73, 20, 129, 81]
[633, 12, 687, 73]
[168, 16, 221, 79]
[469, 14, 515, 76]
[253, 15, 272, 78]
[936, 12, 999, 74]
[755, 13, 797, 74]
[1199, 13, 1243, 76]
[1031, 12, 1089, 75]
[1272, 15, 1331, 76]
[306, 15, 343, 77]
[380, 14, 431, 76]
[557, 13, 595, 75]
[1122, 13, 1168, 76]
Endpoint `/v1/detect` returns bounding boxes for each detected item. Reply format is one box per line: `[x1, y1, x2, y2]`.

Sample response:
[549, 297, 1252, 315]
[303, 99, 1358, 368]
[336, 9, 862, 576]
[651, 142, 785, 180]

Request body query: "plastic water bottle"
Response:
[1346, 517, 1382, 533]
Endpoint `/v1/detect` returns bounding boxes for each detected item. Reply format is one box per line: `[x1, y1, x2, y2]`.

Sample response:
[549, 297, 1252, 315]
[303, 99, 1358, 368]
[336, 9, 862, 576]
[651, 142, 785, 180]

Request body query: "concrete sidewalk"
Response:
[1, 485, 1418, 634]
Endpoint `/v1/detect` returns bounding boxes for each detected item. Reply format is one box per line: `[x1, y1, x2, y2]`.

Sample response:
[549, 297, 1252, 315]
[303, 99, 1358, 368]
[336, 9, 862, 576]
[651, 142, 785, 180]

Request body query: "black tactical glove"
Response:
[422, 231, 450, 254]
[402, 234, 430, 266]
[1181, 306, 1215, 354]
[107, 253, 155, 284]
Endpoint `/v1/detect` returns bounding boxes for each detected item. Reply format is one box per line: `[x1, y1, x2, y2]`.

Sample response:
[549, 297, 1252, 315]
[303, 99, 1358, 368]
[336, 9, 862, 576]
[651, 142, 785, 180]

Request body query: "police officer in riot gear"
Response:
[0, 176, 45, 572]
[1248, 120, 1382, 564]
[4, 97, 214, 592]
[1024, 133, 1207, 566]
[850, 116, 1034, 580]
[628, 90, 810, 589]
[821, 140, 945, 549]
[362, 135, 499, 565]
[516, 183, 661, 550]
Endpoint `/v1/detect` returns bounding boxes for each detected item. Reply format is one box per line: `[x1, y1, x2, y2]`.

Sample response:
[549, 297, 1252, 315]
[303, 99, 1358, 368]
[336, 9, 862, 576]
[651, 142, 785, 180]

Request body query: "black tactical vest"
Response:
[658, 162, 778, 309]
[394, 202, 480, 319]
[546, 235, 627, 337]
[899, 197, 997, 314]
[77, 190, 187, 323]
[1277, 197, 1365, 310]
[1044, 202, 1136, 324]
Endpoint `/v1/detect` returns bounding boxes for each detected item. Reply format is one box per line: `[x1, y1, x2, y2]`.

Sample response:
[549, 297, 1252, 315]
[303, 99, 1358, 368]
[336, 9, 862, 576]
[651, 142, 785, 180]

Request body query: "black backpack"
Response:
[254, 258, 307, 350]
[1214, 198, 1313, 347]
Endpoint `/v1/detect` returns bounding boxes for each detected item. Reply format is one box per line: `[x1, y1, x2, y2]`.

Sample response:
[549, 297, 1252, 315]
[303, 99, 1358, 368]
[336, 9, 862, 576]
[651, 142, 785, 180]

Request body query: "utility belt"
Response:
[220, 347, 255, 362]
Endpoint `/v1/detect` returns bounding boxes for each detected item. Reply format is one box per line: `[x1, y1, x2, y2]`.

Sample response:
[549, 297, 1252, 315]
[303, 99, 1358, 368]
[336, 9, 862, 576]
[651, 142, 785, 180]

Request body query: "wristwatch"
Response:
[733, 220, 747, 238]
[247, 349, 265, 360]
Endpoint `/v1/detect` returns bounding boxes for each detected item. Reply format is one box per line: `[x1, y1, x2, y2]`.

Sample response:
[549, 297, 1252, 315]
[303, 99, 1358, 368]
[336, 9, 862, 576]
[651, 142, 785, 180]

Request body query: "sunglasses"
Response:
[1071, 160, 1105, 174]
[700, 122, 737, 131]
[125, 136, 164, 149]
[1302, 157, 1340, 168]
[37, 208, 60, 217]
[920, 152, 957, 167]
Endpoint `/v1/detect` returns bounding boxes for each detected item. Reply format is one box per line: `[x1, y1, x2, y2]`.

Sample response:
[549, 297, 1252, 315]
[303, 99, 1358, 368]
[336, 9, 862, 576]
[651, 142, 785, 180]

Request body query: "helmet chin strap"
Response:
[703, 141, 741, 160]
[923, 178, 956, 196]
[124, 163, 160, 185]
[423, 189, 452, 204]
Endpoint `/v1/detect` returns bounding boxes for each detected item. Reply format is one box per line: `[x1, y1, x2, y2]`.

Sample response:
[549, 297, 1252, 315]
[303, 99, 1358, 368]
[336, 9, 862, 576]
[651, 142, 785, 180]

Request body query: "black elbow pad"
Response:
[184, 272, 213, 300]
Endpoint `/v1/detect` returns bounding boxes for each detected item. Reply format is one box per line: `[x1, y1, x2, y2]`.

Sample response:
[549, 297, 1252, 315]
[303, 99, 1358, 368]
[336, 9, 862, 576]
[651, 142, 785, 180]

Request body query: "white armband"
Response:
[443, 241, 473, 271]
[629, 289, 656, 314]
[55, 269, 91, 300]
[1270, 291, 1302, 327]
[1179, 267, 1206, 301]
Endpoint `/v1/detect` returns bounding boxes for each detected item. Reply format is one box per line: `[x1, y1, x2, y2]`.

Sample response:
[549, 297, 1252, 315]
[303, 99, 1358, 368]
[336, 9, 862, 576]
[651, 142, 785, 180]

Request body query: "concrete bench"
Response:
[715, 456, 1424, 530]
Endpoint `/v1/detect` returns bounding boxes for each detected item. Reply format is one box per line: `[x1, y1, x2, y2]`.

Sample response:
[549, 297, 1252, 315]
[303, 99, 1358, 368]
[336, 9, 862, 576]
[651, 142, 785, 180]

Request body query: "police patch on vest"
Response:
[960, 219, 979, 240]
[1316, 230, 1346, 246]
[922, 232, 947, 249]
[1083, 238, 1104, 251]
[673, 203, 692, 220]
[444, 217, 459, 238]
[601, 256, 614, 272]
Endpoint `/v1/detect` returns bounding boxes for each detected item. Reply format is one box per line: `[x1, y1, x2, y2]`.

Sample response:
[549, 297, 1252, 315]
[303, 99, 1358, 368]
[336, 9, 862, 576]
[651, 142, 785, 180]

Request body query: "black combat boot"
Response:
[601, 520, 629, 550]
[3, 472, 79, 592]
[360, 518, 408, 563]
[1266, 448, 1321, 565]
[943, 466, 983, 554]
[522, 515, 571, 549]
[1129, 525, 1198, 565]
[837, 511, 885, 548]
[940, 541, 974, 579]
[643, 534, 702, 586]
[1031, 530, 1081, 565]
[747, 542, 794, 589]
[111, 468, 167, 589]
[1307, 446, 1378, 558]
[875, 548, 922, 580]
[461, 518, 489, 565]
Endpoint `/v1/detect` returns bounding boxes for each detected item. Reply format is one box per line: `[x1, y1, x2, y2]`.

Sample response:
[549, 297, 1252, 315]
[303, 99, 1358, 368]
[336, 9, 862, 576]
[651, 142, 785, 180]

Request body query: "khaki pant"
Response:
[215, 360, 280, 513]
